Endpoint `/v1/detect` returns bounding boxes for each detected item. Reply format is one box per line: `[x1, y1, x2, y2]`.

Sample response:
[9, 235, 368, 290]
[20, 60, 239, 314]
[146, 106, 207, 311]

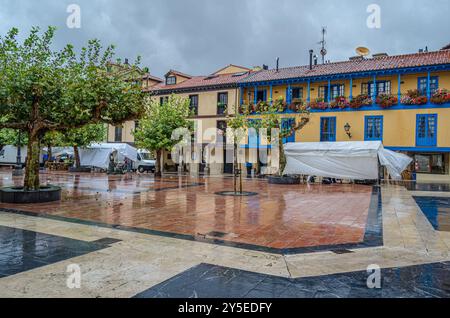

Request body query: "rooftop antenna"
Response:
[318, 27, 327, 64]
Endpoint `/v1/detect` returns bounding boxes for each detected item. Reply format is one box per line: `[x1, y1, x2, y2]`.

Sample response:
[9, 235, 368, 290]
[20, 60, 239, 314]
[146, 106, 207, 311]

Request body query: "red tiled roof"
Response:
[142, 74, 163, 82]
[241, 49, 450, 83]
[148, 71, 252, 93]
[164, 69, 193, 79]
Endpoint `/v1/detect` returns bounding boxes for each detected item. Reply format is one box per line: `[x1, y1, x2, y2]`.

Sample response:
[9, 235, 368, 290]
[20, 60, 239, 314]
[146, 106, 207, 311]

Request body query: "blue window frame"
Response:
[361, 81, 391, 96]
[282, 118, 296, 144]
[364, 116, 383, 141]
[416, 114, 437, 146]
[319, 84, 344, 100]
[418, 76, 439, 95]
[320, 117, 336, 142]
[256, 90, 267, 102]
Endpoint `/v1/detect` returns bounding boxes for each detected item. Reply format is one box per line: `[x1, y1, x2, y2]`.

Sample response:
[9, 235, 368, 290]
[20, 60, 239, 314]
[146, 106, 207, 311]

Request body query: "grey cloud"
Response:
[0, 0, 448, 77]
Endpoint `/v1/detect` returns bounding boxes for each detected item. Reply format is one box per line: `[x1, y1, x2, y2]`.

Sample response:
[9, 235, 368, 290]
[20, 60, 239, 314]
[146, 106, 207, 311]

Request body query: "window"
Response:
[166, 76, 176, 85]
[217, 120, 227, 143]
[189, 95, 198, 115]
[160, 96, 168, 105]
[114, 126, 122, 142]
[365, 116, 383, 141]
[418, 76, 439, 95]
[292, 87, 303, 100]
[282, 118, 296, 143]
[320, 117, 336, 142]
[256, 90, 267, 102]
[319, 84, 344, 100]
[414, 154, 446, 174]
[217, 92, 228, 115]
[361, 81, 391, 96]
[416, 114, 437, 146]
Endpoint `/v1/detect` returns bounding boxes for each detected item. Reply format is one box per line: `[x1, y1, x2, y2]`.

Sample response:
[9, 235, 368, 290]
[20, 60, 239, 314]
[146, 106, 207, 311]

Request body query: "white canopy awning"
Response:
[79, 143, 138, 169]
[283, 141, 412, 180]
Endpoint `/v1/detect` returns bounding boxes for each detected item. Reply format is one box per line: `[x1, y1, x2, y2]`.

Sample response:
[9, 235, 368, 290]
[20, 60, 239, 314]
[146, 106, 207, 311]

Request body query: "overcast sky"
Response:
[1, 0, 449, 77]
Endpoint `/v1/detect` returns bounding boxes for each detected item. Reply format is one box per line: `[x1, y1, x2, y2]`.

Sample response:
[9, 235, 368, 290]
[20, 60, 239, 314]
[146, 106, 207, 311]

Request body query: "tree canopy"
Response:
[0, 26, 146, 190]
[134, 94, 192, 175]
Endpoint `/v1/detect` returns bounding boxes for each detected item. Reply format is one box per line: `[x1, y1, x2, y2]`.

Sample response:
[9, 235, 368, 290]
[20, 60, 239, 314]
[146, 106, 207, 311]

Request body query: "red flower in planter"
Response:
[349, 94, 372, 109]
[430, 89, 450, 104]
[376, 94, 398, 108]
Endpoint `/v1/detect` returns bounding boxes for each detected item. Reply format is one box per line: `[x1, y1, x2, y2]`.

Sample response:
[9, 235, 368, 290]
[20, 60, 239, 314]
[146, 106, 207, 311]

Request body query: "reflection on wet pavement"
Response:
[414, 196, 450, 232]
[0, 171, 376, 251]
[134, 262, 450, 298]
[0, 225, 114, 277]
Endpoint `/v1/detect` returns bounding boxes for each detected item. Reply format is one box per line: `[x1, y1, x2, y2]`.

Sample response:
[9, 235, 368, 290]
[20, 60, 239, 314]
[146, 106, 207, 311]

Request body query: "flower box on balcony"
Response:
[376, 94, 398, 108]
[430, 89, 450, 105]
[349, 94, 372, 109]
[330, 96, 349, 109]
[308, 98, 328, 110]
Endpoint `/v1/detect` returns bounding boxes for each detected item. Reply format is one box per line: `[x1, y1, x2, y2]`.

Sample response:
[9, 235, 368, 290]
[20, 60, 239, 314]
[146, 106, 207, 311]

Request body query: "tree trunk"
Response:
[73, 145, 81, 168]
[47, 143, 52, 163]
[278, 137, 286, 176]
[155, 149, 162, 177]
[233, 143, 237, 193]
[24, 133, 41, 191]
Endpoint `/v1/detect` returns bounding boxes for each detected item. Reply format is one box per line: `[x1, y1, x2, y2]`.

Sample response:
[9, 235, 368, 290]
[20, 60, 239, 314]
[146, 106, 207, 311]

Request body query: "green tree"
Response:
[55, 124, 106, 168]
[242, 98, 310, 176]
[0, 27, 145, 190]
[226, 108, 248, 193]
[0, 129, 27, 148]
[134, 94, 192, 176]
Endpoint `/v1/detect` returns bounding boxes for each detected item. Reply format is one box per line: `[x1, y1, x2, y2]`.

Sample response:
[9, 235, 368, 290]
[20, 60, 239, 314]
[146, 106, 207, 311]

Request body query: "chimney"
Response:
[262, 64, 269, 70]
[314, 55, 318, 65]
[276, 57, 279, 72]
[309, 50, 313, 70]
[124, 58, 129, 65]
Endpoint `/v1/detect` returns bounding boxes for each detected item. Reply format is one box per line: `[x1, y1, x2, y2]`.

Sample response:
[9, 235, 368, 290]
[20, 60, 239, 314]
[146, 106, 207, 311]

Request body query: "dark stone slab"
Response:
[134, 262, 450, 298]
[413, 196, 450, 232]
[0, 225, 113, 277]
[267, 175, 301, 184]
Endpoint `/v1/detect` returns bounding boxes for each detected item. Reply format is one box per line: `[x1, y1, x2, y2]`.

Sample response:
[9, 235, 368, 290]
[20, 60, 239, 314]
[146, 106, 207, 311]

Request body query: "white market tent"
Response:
[79, 143, 138, 170]
[283, 141, 412, 180]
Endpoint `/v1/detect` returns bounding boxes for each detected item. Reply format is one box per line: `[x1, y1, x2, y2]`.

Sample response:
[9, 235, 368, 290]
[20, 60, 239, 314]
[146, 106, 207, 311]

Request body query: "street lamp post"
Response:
[12, 131, 24, 176]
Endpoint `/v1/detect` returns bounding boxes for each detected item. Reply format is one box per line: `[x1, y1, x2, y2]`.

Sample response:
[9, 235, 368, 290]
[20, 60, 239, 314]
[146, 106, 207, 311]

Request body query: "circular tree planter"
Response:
[268, 175, 301, 185]
[68, 167, 92, 173]
[215, 191, 258, 197]
[0, 185, 62, 204]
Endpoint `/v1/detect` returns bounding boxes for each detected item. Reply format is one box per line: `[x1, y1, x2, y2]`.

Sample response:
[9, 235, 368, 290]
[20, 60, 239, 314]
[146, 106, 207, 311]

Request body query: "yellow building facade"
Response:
[109, 48, 450, 180]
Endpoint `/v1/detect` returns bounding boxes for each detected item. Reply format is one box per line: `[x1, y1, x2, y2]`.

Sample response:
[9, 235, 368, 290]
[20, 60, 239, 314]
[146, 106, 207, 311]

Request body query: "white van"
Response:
[135, 150, 156, 173]
[0, 145, 27, 167]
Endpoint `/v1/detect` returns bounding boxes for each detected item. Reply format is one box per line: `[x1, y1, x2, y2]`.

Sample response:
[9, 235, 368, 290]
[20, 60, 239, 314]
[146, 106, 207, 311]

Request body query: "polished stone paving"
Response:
[134, 262, 450, 298]
[0, 171, 375, 251]
[0, 171, 449, 298]
[413, 196, 450, 232]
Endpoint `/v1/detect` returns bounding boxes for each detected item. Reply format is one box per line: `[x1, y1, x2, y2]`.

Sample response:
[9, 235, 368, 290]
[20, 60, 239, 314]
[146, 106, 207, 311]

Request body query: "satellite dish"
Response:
[356, 47, 370, 57]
